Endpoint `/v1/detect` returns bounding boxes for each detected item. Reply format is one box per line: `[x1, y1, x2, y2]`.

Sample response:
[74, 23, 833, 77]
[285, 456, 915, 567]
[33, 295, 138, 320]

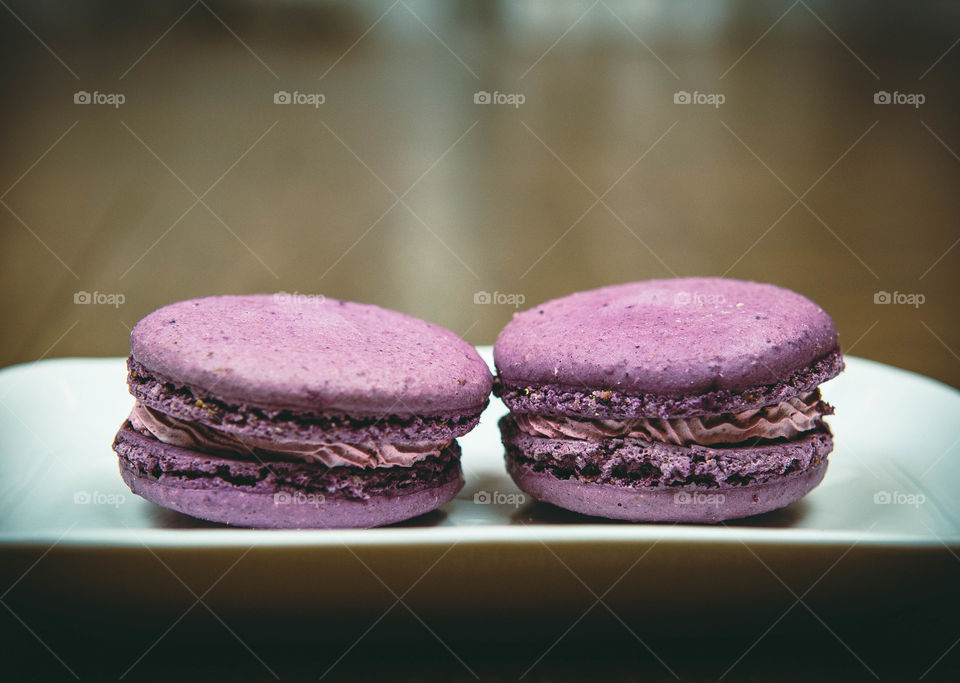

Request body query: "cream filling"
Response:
[129, 401, 448, 469]
[513, 391, 830, 446]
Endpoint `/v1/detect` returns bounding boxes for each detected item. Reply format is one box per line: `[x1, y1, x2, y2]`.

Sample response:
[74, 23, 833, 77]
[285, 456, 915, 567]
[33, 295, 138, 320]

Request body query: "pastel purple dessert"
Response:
[494, 278, 843, 523]
[113, 294, 492, 528]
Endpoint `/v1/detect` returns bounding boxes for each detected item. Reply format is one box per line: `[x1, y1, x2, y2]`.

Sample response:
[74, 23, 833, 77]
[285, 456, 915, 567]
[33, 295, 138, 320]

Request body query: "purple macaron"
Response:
[113, 294, 492, 528]
[494, 278, 843, 523]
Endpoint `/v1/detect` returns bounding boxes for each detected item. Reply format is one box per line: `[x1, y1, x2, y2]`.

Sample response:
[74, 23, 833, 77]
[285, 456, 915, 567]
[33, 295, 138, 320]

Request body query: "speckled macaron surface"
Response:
[494, 277, 842, 419]
[494, 278, 843, 523]
[132, 294, 492, 418]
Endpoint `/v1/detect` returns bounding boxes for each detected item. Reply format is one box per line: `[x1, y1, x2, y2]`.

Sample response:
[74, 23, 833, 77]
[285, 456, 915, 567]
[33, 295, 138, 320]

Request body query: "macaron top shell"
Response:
[494, 278, 840, 398]
[130, 295, 492, 417]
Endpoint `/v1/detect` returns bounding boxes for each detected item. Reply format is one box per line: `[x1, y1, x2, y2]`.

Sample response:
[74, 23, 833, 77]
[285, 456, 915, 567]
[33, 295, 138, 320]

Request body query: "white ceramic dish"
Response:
[1, 349, 958, 546]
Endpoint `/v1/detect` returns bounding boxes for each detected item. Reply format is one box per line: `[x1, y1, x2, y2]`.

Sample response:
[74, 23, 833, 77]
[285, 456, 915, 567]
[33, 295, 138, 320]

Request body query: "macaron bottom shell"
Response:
[114, 424, 464, 529]
[500, 414, 832, 523]
[120, 468, 463, 529]
[506, 455, 827, 524]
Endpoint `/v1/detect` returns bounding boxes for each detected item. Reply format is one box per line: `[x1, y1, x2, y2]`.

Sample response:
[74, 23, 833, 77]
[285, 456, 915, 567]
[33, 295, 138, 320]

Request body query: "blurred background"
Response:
[1, 0, 958, 388]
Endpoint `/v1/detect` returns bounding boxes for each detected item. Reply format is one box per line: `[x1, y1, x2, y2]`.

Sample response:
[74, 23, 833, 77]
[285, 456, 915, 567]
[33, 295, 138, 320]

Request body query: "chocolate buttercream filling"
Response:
[513, 391, 832, 446]
[129, 401, 449, 469]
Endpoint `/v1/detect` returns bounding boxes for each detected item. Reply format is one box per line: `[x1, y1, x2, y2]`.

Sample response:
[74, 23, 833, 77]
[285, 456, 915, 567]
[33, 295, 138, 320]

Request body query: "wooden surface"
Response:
[1, 1, 958, 388]
[4, 589, 960, 681]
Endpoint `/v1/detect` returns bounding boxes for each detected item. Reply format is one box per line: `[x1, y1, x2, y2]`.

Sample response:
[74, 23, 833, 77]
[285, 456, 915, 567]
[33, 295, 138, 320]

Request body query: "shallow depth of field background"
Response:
[1, 0, 958, 387]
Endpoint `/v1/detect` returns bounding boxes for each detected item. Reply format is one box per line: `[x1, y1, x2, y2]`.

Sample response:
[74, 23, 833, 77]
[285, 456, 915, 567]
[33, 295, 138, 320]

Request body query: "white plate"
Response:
[1, 349, 958, 626]
[1, 348, 958, 546]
